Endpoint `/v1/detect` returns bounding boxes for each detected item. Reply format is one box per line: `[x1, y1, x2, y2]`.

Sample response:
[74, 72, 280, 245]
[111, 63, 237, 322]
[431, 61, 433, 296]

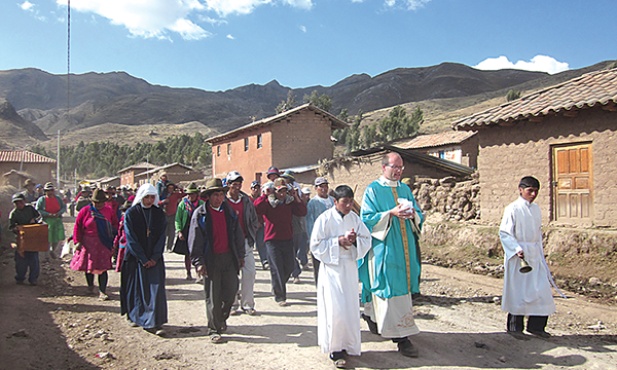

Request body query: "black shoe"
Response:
[361, 313, 379, 335]
[527, 330, 551, 338]
[397, 339, 419, 358]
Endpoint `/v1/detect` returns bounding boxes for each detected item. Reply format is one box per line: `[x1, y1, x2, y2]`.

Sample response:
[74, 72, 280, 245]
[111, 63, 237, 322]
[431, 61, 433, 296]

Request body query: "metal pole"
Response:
[57, 130, 61, 187]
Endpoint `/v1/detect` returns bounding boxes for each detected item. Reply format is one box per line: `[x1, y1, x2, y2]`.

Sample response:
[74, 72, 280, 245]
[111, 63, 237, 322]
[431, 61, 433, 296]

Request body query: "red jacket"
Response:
[254, 194, 307, 241]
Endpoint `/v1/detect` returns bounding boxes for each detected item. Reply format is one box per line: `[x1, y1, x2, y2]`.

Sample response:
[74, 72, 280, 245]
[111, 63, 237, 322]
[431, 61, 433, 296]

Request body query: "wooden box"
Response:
[17, 224, 49, 252]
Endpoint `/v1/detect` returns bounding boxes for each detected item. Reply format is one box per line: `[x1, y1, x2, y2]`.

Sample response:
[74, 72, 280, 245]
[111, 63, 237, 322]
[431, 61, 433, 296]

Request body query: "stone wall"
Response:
[412, 173, 480, 221]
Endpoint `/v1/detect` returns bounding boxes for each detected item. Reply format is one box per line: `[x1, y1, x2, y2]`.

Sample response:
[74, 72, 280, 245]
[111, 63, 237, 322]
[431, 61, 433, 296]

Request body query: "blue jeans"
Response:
[255, 226, 268, 266]
[266, 239, 295, 302]
[15, 251, 40, 283]
[292, 231, 308, 278]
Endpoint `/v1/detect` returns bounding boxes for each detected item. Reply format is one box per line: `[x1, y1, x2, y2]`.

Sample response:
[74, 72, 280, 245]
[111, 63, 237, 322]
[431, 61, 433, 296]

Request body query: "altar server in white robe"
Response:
[310, 185, 371, 368]
[499, 176, 558, 339]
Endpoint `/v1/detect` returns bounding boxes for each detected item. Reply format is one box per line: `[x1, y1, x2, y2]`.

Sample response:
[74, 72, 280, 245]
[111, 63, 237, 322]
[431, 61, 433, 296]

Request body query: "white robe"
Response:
[310, 208, 371, 355]
[499, 197, 556, 316]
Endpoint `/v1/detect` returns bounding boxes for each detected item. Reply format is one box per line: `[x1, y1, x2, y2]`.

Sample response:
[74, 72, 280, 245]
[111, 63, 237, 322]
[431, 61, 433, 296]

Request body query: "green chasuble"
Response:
[359, 176, 424, 302]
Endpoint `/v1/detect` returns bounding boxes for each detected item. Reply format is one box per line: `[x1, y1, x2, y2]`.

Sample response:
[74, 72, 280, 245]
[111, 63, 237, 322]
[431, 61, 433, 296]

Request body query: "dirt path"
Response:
[1, 229, 616, 369]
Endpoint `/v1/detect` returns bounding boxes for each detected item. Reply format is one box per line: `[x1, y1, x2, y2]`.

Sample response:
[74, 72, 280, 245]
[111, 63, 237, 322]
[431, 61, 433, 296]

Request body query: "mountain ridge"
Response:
[0, 61, 614, 145]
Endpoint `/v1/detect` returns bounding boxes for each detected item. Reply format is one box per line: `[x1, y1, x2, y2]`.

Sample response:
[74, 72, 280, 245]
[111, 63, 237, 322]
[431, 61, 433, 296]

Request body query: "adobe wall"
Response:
[476, 107, 617, 227]
[0, 163, 52, 185]
[270, 110, 334, 169]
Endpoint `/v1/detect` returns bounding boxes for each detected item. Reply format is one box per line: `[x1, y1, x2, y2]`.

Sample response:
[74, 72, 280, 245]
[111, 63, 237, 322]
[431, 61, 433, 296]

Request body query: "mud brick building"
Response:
[455, 68, 617, 227]
[206, 104, 347, 183]
[0, 150, 56, 185]
[392, 130, 478, 168]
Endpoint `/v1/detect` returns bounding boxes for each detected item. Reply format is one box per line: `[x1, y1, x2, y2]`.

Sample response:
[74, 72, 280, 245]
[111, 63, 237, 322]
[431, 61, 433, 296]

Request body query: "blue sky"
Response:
[1, 0, 616, 92]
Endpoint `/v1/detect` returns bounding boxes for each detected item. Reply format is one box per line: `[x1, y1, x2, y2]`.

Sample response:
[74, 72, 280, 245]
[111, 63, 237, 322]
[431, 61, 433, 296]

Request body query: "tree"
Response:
[377, 105, 423, 142]
[361, 125, 378, 148]
[338, 108, 349, 123]
[506, 89, 521, 101]
[304, 90, 332, 112]
[275, 91, 297, 114]
[345, 111, 363, 152]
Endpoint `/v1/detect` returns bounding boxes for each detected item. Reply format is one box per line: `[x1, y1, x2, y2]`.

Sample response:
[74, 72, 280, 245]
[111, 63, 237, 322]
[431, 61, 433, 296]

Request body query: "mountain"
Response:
[0, 61, 614, 143]
[0, 98, 48, 149]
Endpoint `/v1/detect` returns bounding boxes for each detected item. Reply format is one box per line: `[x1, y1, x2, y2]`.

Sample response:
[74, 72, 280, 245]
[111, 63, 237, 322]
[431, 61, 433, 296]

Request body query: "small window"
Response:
[257, 134, 263, 149]
[227, 143, 231, 156]
[244, 137, 249, 151]
[217, 146, 220, 157]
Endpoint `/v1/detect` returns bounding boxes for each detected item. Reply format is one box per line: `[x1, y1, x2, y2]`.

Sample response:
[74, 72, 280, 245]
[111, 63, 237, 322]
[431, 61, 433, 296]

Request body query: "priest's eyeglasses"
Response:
[386, 164, 405, 171]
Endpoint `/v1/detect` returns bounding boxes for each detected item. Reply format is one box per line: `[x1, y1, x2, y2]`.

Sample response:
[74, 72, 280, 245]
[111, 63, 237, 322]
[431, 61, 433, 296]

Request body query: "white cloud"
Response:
[299, 25, 307, 33]
[384, 0, 431, 10]
[226, 34, 235, 40]
[20, 1, 34, 11]
[20, 0, 47, 21]
[58, 0, 211, 40]
[282, 0, 313, 10]
[203, 0, 312, 17]
[474, 55, 570, 74]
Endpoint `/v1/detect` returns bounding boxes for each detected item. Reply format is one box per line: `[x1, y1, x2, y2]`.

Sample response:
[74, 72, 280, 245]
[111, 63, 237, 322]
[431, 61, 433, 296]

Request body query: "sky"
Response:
[1, 0, 616, 92]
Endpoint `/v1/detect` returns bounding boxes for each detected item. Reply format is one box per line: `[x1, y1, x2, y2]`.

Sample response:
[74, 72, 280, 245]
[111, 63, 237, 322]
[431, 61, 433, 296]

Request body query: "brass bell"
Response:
[519, 258, 532, 273]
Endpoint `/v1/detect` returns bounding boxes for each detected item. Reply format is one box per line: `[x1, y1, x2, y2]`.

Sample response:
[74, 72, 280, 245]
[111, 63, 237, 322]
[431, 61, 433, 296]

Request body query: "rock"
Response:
[95, 352, 115, 360]
[587, 321, 606, 330]
[498, 356, 506, 363]
[492, 296, 501, 304]
[10, 329, 28, 338]
[588, 277, 602, 286]
[474, 341, 487, 349]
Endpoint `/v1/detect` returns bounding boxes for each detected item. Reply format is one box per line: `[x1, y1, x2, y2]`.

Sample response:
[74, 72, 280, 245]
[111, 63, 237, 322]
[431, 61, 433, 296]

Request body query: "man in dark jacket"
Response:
[9, 193, 41, 285]
[226, 171, 260, 316]
[188, 178, 245, 343]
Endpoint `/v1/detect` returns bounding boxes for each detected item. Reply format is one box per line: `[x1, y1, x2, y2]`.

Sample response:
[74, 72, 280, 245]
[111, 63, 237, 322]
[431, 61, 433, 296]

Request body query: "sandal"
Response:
[333, 359, 347, 369]
[210, 333, 224, 343]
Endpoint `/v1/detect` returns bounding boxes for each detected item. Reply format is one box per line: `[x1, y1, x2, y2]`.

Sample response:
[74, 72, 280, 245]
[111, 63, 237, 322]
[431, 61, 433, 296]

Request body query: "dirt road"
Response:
[1, 240, 616, 369]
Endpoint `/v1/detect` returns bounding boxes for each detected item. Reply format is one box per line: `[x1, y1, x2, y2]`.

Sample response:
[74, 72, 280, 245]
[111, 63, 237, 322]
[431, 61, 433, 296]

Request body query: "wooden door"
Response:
[552, 143, 593, 222]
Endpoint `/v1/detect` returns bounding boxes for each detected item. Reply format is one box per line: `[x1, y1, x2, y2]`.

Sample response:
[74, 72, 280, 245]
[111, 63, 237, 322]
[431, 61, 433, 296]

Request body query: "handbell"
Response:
[519, 258, 532, 273]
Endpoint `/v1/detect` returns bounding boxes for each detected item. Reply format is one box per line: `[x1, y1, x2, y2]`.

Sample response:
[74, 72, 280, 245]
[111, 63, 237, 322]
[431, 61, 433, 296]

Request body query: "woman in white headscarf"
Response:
[120, 184, 168, 336]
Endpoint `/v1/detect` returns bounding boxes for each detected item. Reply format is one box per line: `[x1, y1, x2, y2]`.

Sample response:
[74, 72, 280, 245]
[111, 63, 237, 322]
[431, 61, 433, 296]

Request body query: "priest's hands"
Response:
[516, 250, 525, 259]
[390, 204, 415, 219]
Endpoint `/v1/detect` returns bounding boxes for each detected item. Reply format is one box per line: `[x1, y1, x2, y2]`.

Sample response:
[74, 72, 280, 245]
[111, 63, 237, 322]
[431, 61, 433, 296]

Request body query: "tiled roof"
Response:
[206, 103, 348, 144]
[454, 68, 617, 130]
[117, 162, 156, 174]
[392, 131, 476, 150]
[0, 150, 56, 164]
[136, 162, 195, 177]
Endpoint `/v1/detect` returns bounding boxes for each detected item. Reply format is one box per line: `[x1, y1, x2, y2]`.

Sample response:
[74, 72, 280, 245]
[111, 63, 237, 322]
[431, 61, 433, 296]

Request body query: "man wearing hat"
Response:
[266, 166, 280, 182]
[306, 177, 336, 283]
[174, 182, 204, 281]
[22, 178, 38, 204]
[188, 178, 245, 343]
[499, 176, 558, 339]
[9, 193, 42, 285]
[156, 172, 170, 201]
[249, 181, 269, 270]
[254, 177, 307, 306]
[75, 186, 93, 213]
[226, 171, 260, 315]
[36, 182, 66, 259]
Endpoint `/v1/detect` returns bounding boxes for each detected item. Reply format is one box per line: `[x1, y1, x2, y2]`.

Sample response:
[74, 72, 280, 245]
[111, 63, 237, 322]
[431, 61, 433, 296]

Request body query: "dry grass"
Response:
[36, 121, 214, 150]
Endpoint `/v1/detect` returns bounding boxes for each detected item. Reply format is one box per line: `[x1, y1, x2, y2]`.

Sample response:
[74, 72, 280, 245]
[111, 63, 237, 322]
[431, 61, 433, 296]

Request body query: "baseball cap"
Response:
[226, 171, 243, 183]
[314, 177, 329, 186]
